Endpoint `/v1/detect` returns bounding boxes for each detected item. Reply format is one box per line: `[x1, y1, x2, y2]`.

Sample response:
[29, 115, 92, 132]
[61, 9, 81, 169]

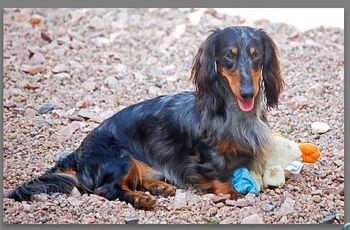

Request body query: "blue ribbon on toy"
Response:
[231, 167, 260, 195]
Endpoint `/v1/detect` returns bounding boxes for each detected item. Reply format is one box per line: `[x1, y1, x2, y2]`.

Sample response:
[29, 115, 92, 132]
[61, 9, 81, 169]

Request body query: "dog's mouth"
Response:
[237, 97, 255, 112]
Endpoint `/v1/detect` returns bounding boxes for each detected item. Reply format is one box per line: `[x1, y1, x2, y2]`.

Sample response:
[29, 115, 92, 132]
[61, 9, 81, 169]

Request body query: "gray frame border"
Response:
[1, 0, 348, 230]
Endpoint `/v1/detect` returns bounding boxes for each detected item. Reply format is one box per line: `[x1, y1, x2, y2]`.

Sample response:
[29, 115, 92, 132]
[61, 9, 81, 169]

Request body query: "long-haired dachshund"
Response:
[8, 26, 283, 210]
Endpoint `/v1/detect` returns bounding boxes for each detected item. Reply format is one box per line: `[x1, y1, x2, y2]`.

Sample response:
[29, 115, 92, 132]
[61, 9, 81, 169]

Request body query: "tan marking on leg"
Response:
[194, 175, 242, 199]
[142, 179, 176, 197]
[120, 159, 159, 209]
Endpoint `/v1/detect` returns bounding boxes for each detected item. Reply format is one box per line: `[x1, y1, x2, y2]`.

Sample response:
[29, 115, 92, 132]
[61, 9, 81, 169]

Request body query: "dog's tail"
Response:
[7, 151, 79, 202]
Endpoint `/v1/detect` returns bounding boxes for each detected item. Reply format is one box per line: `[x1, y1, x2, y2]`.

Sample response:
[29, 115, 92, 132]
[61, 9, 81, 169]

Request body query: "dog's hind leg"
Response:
[140, 178, 176, 197]
[129, 159, 176, 197]
[93, 158, 160, 210]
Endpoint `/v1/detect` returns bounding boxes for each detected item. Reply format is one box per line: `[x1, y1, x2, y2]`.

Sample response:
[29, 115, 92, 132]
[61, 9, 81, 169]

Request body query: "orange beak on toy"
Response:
[298, 143, 321, 163]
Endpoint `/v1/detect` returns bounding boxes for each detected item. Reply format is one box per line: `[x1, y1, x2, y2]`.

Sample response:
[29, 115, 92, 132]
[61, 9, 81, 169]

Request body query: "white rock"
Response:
[78, 108, 95, 119]
[69, 60, 83, 69]
[279, 197, 295, 215]
[166, 75, 180, 82]
[163, 65, 177, 76]
[21, 64, 47, 75]
[70, 187, 81, 198]
[52, 64, 68, 73]
[262, 203, 276, 212]
[171, 24, 186, 39]
[30, 53, 46, 65]
[134, 72, 145, 80]
[105, 75, 119, 88]
[55, 73, 70, 81]
[173, 190, 188, 209]
[82, 78, 97, 91]
[92, 37, 110, 47]
[114, 64, 128, 75]
[279, 215, 289, 223]
[67, 197, 81, 207]
[22, 203, 31, 211]
[241, 214, 264, 224]
[311, 122, 330, 134]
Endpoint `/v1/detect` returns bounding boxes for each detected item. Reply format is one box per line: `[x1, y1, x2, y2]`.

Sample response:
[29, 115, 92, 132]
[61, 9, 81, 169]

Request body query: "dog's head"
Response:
[191, 26, 284, 112]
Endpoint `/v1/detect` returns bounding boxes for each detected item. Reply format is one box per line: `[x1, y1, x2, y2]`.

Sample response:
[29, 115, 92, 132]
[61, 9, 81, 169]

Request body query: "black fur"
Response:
[8, 26, 283, 208]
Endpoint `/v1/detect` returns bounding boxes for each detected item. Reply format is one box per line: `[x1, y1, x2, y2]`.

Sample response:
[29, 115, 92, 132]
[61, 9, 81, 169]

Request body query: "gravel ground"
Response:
[3, 8, 344, 224]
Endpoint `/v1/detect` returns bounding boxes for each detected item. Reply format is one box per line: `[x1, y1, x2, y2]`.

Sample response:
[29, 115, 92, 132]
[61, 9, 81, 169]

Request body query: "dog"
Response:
[8, 26, 283, 210]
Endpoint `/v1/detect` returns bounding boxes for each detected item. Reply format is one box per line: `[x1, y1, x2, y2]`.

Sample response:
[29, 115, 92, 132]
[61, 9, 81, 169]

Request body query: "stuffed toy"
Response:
[231, 133, 320, 195]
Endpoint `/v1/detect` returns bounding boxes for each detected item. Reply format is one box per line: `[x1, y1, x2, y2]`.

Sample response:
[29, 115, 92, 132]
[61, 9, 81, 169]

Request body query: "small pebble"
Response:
[78, 108, 95, 119]
[67, 197, 81, 207]
[313, 195, 322, 203]
[30, 53, 46, 65]
[41, 30, 52, 42]
[52, 64, 68, 74]
[319, 213, 336, 224]
[262, 203, 276, 212]
[173, 190, 188, 209]
[279, 197, 296, 215]
[82, 78, 97, 91]
[38, 103, 55, 114]
[70, 187, 82, 198]
[311, 122, 330, 134]
[22, 203, 31, 211]
[241, 214, 264, 224]
[55, 73, 70, 81]
[125, 216, 139, 224]
[105, 75, 119, 88]
[21, 64, 47, 75]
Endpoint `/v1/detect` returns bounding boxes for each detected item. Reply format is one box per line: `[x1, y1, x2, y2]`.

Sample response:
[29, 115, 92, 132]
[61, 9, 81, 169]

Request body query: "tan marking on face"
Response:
[249, 47, 256, 56]
[219, 68, 241, 98]
[251, 69, 263, 97]
[231, 47, 238, 55]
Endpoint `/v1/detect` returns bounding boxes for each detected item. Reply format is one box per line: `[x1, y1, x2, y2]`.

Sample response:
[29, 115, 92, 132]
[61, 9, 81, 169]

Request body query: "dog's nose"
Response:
[241, 88, 255, 99]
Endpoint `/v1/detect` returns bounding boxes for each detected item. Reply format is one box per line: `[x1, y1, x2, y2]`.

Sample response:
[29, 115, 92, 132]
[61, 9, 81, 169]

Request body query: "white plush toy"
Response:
[258, 133, 321, 188]
[232, 133, 321, 194]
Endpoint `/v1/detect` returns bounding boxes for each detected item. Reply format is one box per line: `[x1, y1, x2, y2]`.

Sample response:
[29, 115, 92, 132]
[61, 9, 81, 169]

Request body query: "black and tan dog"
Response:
[8, 26, 283, 210]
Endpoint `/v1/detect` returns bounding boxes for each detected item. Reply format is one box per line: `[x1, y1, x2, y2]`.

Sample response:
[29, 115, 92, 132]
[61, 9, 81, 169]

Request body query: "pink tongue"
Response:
[238, 98, 255, 112]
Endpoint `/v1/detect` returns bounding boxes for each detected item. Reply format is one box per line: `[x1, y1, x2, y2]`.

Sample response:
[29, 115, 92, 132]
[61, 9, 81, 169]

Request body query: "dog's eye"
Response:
[225, 53, 236, 61]
[251, 52, 261, 60]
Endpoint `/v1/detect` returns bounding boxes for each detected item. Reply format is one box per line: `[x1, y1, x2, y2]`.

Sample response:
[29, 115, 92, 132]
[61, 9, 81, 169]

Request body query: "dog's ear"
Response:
[190, 29, 221, 110]
[260, 30, 284, 108]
